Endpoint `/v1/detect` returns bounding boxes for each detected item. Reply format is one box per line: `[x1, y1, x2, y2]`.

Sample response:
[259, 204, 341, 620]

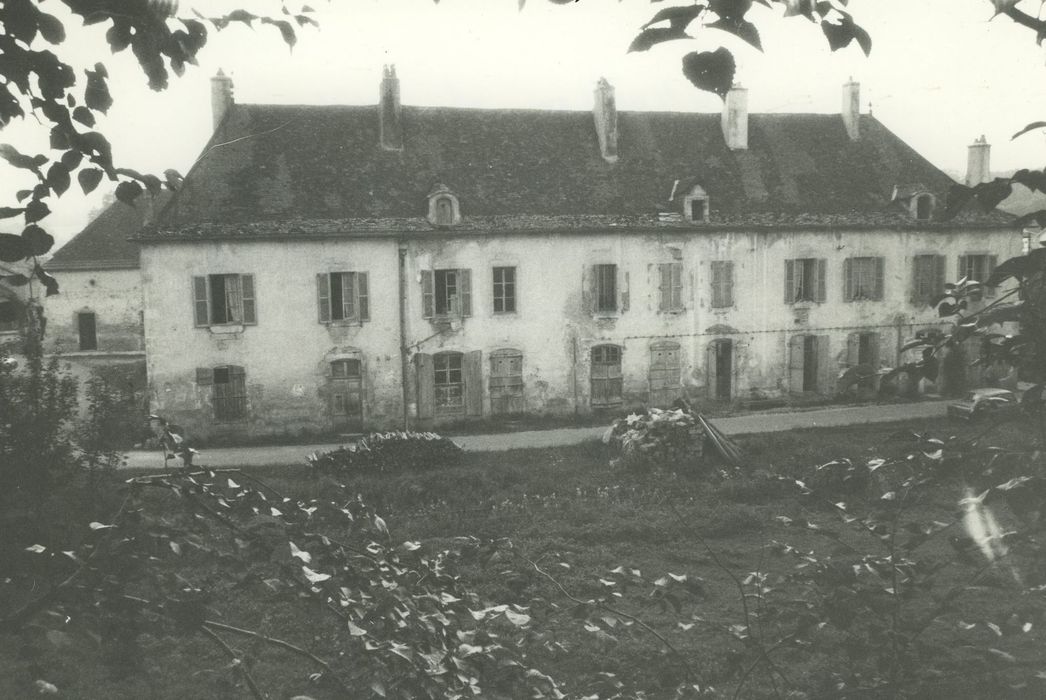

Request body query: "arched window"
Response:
[435, 197, 454, 226]
[427, 184, 461, 227]
[591, 344, 623, 407]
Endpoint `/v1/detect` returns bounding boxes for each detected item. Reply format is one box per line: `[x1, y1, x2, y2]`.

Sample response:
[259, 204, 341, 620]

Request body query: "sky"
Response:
[4, 0, 1046, 247]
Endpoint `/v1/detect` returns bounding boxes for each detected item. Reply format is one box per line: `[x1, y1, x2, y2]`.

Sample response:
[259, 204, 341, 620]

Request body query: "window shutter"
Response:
[658, 263, 670, 311]
[724, 262, 734, 306]
[229, 364, 246, 378]
[935, 255, 946, 301]
[317, 273, 330, 323]
[195, 367, 214, 385]
[788, 335, 805, 393]
[784, 260, 795, 304]
[816, 335, 832, 394]
[672, 263, 683, 309]
[958, 256, 967, 282]
[868, 332, 880, 369]
[816, 259, 827, 302]
[873, 258, 884, 301]
[847, 332, 859, 366]
[986, 255, 998, 297]
[240, 275, 256, 324]
[193, 276, 209, 327]
[706, 342, 718, 399]
[464, 349, 483, 416]
[620, 270, 629, 312]
[421, 270, 434, 319]
[459, 269, 472, 317]
[581, 266, 591, 314]
[910, 256, 921, 304]
[843, 258, 853, 302]
[415, 353, 435, 419]
[358, 272, 370, 321]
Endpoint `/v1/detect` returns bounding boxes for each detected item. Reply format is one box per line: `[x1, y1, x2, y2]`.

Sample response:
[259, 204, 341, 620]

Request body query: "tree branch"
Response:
[1001, 6, 1046, 35]
[199, 625, 268, 700]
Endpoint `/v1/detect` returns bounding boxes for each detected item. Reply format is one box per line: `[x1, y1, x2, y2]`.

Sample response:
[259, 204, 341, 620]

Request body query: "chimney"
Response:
[966, 135, 991, 186]
[210, 69, 234, 131]
[721, 84, 748, 150]
[379, 64, 403, 151]
[842, 78, 860, 140]
[593, 77, 618, 163]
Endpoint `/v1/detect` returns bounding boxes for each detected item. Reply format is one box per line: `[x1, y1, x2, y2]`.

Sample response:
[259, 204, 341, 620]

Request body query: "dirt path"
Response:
[120, 400, 950, 470]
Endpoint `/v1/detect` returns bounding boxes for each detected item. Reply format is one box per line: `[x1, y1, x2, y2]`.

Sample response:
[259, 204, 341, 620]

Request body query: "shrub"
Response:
[602, 406, 705, 471]
[307, 430, 463, 474]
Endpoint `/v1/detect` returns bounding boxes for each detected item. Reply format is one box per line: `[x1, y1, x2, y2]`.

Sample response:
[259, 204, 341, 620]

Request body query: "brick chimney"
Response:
[842, 78, 860, 141]
[210, 69, 234, 131]
[966, 135, 991, 186]
[721, 84, 748, 150]
[379, 64, 403, 151]
[593, 77, 618, 163]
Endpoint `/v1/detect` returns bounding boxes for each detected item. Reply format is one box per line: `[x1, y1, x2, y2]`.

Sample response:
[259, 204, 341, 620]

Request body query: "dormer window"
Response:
[682, 184, 710, 224]
[914, 193, 934, 221]
[426, 184, 461, 227]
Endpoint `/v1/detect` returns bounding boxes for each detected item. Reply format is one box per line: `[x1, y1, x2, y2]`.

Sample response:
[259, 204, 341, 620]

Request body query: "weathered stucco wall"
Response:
[141, 240, 403, 439]
[140, 227, 1021, 437]
[43, 269, 144, 354]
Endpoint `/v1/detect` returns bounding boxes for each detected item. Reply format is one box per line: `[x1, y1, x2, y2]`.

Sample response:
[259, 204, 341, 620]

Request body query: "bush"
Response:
[307, 430, 463, 474]
[602, 406, 705, 471]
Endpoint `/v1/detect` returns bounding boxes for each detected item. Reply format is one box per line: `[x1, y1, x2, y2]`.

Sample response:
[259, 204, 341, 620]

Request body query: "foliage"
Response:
[603, 406, 706, 471]
[0, 0, 317, 291]
[307, 431, 463, 474]
[75, 374, 135, 477]
[0, 319, 78, 510]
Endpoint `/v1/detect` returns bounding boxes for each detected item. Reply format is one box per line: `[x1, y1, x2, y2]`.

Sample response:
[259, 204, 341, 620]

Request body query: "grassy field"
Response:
[3, 417, 1045, 698]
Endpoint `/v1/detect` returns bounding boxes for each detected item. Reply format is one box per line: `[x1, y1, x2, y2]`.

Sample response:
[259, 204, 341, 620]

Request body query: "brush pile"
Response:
[307, 431, 463, 474]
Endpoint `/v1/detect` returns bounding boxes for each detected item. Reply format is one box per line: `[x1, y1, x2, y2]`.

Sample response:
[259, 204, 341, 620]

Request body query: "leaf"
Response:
[707, 17, 762, 50]
[45, 163, 70, 196]
[115, 180, 143, 205]
[78, 168, 104, 194]
[0, 207, 25, 220]
[288, 541, 312, 563]
[988, 648, 1017, 663]
[88, 521, 114, 530]
[0, 234, 30, 262]
[642, 4, 705, 30]
[1011, 121, 1046, 140]
[72, 106, 95, 127]
[34, 265, 60, 296]
[37, 13, 66, 44]
[25, 544, 47, 554]
[25, 200, 50, 224]
[821, 14, 872, 55]
[302, 565, 330, 584]
[84, 63, 113, 113]
[628, 26, 690, 52]
[504, 609, 531, 626]
[347, 620, 366, 636]
[22, 225, 54, 256]
[682, 48, 736, 98]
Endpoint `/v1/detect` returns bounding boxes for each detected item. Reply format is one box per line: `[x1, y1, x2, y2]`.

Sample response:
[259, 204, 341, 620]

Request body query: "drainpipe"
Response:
[398, 243, 410, 431]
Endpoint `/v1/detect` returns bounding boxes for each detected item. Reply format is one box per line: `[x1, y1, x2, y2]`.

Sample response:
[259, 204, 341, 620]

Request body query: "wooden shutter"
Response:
[910, 256, 921, 304]
[867, 332, 880, 369]
[788, 335, 805, 393]
[193, 276, 209, 326]
[706, 342, 718, 399]
[784, 260, 795, 303]
[620, 270, 629, 312]
[816, 335, 832, 394]
[195, 367, 214, 385]
[240, 275, 256, 324]
[317, 273, 330, 323]
[847, 332, 859, 366]
[672, 264, 683, 309]
[873, 258, 884, 300]
[464, 349, 483, 416]
[581, 265, 592, 314]
[935, 255, 946, 300]
[658, 263, 671, 311]
[459, 269, 472, 317]
[358, 272, 370, 321]
[725, 262, 734, 306]
[958, 256, 967, 282]
[415, 353, 434, 419]
[843, 258, 853, 301]
[421, 270, 434, 319]
[816, 259, 827, 302]
[986, 255, 998, 297]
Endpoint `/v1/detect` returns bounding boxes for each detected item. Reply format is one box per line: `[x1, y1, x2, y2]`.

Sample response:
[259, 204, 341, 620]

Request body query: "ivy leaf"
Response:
[46, 163, 71, 196]
[60, 150, 83, 170]
[22, 225, 54, 256]
[25, 200, 51, 224]
[78, 168, 104, 195]
[0, 234, 30, 262]
[115, 180, 144, 205]
[681, 48, 736, 98]
[707, 16, 762, 51]
[628, 27, 690, 52]
[641, 4, 705, 31]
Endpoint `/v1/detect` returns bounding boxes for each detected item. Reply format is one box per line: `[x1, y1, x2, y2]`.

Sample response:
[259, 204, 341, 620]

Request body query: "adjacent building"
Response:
[112, 70, 1018, 438]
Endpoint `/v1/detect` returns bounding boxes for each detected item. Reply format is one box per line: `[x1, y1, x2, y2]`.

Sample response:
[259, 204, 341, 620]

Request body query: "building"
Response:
[132, 69, 1017, 439]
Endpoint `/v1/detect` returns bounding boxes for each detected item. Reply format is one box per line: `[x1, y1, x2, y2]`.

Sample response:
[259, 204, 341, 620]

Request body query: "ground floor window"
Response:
[789, 335, 830, 394]
[490, 349, 524, 414]
[434, 352, 465, 413]
[196, 365, 248, 421]
[78, 311, 97, 351]
[416, 350, 483, 419]
[591, 344, 623, 407]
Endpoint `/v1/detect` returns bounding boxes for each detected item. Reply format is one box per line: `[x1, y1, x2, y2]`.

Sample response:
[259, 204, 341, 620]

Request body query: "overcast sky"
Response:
[4, 0, 1046, 246]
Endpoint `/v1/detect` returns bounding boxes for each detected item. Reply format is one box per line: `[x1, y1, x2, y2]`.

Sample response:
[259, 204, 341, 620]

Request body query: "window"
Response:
[196, 365, 247, 421]
[318, 272, 369, 323]
[844, 257, 884, 302]
[434, 198, 454, 226]
[77, 311, 97, 351]
[690, 200, 706, 222]
[422, 269, 472, 318]
[915, 194, 934, 221]
[426, 184, 460, 227]
[492, 267, 516, 314]
[911, 254, 946, 304]
[594, 264, 617, 314]
[591, 345, 623, 407]
[490, 349, 524, 414]
[788, 335, 830, 394]
[959, 254, 997, 298]
[434, 352, 465, 413]
[710, 261, 734, 308]
[784, 259, 826, 303]
[193, 274, 256, 326]
[658, 263, 684, 312]
[682, 184, 709, 223]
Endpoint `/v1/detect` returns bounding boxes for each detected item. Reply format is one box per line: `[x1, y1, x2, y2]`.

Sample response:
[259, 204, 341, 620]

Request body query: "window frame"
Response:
[433, 351, 465, 414]
[318, 271, 370, 324]
[208, 365, 248, 422]
[593, 263, 618, 314]
[590, 344, 624, 407]
[492, 266, 517, 315]
[77, 311, 97, 351]
[193, 273, 257, 327]
[710, 261, 734, 309]
[658, 262, 685, 312]
[422, 268, 472, 319]
[844, 257, 885, 302]
[959, 253, 997, 298]
[911, 254, 946, 305]
[785, 258, 826, 304]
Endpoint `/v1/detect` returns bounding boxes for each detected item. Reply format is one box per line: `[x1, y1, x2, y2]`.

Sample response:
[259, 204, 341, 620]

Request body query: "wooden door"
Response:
[329, 359, 363, 432]
[648, 342, 681, 407]
[490, 350, 524, 414]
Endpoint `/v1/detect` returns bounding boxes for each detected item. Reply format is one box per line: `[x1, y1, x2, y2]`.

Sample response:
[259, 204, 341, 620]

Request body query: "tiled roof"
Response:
[47, 191, 171, 270]
[144, 104, 1012, 240]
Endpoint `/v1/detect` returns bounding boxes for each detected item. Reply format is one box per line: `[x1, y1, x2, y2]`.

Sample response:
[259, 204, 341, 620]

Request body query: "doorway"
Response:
[329, 358, 363, 432]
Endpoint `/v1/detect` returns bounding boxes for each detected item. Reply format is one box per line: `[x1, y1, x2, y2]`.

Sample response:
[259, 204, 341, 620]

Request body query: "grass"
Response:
[3, 417, 1044, 698]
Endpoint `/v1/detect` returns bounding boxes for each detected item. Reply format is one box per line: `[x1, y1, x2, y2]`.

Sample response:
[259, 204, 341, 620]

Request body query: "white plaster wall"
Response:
[43, 269, 144, 354]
